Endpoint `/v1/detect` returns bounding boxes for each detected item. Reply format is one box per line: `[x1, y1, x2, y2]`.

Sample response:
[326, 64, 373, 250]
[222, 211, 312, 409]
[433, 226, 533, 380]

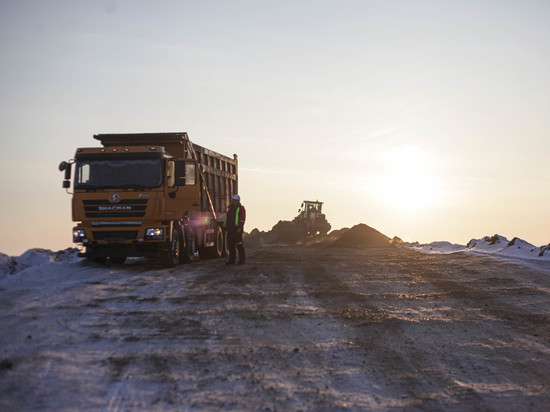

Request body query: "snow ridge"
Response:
[406, 234, 550, 271]
[0, 248, 81, 278]
[465, 235, 549, 259]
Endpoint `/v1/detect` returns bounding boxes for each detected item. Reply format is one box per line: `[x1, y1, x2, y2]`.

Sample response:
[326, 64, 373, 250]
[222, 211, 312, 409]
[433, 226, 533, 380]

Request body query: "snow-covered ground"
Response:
[406, 234, 550, 273]
[2, 245, 550, 410]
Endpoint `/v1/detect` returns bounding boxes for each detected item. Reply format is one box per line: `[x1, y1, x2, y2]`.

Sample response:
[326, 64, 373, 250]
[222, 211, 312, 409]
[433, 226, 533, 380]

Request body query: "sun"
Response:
[373, 146, 440, 212]
[376, 174, 439, 212]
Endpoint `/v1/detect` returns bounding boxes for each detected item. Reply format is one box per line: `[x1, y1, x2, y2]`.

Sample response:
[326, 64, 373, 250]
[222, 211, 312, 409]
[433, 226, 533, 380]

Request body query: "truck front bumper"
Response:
[74, 222, 172, 258]
[79, 242, 169, 259]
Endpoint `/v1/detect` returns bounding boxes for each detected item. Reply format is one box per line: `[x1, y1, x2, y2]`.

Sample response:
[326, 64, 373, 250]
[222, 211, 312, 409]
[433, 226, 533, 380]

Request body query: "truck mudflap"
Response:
[204, 228, 216, 247]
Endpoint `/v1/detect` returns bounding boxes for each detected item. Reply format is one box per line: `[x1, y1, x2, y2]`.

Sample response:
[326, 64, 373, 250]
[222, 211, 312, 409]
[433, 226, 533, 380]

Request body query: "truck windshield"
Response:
[74, 157, 163, 189]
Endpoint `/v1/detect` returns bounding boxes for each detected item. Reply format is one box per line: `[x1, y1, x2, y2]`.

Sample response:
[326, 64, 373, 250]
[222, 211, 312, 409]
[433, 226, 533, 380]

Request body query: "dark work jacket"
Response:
[224, 203, 246, 231]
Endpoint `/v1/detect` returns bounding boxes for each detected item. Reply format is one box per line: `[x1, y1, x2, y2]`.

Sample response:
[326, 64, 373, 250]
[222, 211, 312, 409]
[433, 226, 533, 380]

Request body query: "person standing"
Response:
[224, 194, 246, 264]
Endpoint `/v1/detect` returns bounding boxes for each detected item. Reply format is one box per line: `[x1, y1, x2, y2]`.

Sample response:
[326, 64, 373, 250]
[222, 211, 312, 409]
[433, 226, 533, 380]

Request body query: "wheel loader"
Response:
[272, 200, 331, 242]
[294, 200, 331, 236]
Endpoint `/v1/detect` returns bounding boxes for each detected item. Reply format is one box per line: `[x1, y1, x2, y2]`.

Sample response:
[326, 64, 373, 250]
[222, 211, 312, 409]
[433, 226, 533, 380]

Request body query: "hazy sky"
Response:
[1, 0, 549, 255]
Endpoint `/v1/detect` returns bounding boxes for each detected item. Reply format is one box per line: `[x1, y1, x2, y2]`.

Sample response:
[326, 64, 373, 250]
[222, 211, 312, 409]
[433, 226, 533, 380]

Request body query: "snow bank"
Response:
[465, 235, 550, 259]
[406, 234, 550, 271]
[408, 241, 465, 254]
[0, 248, 81, 278]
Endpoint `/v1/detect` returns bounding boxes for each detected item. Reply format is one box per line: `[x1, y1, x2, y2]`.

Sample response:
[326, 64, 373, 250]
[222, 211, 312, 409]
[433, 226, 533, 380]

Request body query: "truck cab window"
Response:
[172, 160, 197, 186]
[185, 162, 196, 185]
[78, 164, 90, 184]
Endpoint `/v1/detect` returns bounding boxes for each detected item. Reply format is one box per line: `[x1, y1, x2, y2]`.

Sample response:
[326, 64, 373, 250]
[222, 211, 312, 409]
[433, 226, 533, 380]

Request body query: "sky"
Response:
[0, 0, 549, 256]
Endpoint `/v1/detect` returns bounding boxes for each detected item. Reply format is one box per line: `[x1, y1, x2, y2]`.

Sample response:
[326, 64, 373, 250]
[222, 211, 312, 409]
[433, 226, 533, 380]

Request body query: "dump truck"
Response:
[59, 132, 238, 267]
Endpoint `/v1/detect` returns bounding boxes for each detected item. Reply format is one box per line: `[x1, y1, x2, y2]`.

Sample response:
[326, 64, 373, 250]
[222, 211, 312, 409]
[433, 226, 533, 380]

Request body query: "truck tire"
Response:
[160, 229, 181, 268]
[208, 226, 224, 258]
[180, 228, 195, 263]
[110, 257, 126, 264]
[222, 230, 229, 257]
[198, 226, 223, 259]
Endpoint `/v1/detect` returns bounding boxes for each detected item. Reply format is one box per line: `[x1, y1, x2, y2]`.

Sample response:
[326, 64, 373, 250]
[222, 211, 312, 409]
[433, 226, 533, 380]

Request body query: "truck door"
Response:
[165, 160, 200, 219]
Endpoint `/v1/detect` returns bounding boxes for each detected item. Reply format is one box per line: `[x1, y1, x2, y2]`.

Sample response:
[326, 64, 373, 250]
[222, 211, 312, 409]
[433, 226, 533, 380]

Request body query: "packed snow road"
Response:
[1, 246, 550, 411]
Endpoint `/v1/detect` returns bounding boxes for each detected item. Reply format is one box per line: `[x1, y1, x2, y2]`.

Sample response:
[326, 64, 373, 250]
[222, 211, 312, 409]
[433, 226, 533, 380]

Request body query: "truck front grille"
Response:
[83, 199, 148, 218]
[92, 230, 139, 240]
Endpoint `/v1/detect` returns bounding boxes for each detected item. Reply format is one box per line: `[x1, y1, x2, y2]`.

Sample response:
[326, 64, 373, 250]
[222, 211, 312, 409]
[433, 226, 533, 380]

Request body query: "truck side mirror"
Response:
[59, 161, 72, 186]
[59, 161, 72, 179]
[64, 163, 72, 180]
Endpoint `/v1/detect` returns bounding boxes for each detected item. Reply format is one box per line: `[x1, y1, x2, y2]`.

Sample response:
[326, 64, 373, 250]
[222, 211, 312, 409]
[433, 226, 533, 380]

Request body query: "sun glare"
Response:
[374, 146, 440, 213]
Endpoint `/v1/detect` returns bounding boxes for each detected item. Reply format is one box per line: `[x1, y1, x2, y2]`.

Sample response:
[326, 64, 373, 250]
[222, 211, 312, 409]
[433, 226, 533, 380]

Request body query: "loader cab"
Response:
[301, 201, 323, 218]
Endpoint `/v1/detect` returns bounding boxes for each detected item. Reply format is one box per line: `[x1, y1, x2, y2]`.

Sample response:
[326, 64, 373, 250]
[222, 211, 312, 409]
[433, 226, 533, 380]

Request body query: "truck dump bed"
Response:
[93, 132, 238, 216]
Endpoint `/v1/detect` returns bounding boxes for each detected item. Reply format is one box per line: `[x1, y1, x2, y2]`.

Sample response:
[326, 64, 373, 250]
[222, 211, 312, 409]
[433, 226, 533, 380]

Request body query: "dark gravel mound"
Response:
[245, 223, 396, 249]
[329, 224, 393, 248]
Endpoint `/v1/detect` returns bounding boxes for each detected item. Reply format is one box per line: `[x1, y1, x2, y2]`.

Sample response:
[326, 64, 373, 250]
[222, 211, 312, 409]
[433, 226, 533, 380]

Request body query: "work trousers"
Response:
[227, 229, 245, 264]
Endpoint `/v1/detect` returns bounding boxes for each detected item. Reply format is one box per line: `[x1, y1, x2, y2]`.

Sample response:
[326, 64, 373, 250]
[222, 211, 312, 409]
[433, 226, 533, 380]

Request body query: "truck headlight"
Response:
[145, 228, 164, 240]
[73, 229, 86, 242]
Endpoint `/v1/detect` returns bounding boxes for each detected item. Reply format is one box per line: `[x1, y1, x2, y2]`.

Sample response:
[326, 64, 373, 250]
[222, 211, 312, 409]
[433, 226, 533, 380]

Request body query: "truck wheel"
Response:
[180, 229, 195, 263]
[222, 230, 229, 257]
[161, 230, 181, 268]
[208, 226, 224, 258]
[110, 257, 126, 264]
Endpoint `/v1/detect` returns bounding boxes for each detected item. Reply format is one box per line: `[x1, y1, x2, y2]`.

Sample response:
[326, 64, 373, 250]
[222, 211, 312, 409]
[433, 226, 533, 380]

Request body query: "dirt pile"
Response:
[245, 223, 396, 249]
[245, 220, 312, 246]
[270, 220, 304, 243]
[329, 223, 393, 248]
